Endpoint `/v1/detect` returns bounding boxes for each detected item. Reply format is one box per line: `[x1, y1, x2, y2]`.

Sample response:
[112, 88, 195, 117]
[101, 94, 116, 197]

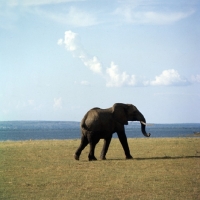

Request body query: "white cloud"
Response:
[138, 11, 194, 25]
[59, 31, 193, 88]
[191, 74, 200, 83]
[62, 30, 78, 51]
[64, 6, 97, 27]
[3, 1, 97, 28]
[80, 80, 90, 86]
[34, 6, 98, 27]
[81, 56, 102, 74]
[150, 69, 189, 86]
[106, 62, 137, 87]
[6, 0, 85, 7]
[114, 2, 195, 25]
[57, 38, 63, 45]
[58, 30, 102, 74]
[53, 97, 62, 110]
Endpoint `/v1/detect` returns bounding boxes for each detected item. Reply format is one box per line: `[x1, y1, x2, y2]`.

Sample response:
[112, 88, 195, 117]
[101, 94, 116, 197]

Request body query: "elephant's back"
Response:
[83, 108, 114, 132]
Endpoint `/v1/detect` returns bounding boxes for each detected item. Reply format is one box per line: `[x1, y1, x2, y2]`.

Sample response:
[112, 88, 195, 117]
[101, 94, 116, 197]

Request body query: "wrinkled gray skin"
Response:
[74, 103, 151, 161]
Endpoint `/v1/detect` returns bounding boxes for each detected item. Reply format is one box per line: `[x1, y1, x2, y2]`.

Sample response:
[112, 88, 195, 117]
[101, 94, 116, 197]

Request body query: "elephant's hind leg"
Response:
[88, 142, 98, 161]
[100, 135, 112, 160]
[87, 133, 100, 161]
[74, 135, 89, 160]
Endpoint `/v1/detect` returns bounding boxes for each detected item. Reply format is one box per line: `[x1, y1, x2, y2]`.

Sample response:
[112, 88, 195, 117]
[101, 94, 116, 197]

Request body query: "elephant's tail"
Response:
[81, 107, 99, 136]
[80, 115, 91, 136]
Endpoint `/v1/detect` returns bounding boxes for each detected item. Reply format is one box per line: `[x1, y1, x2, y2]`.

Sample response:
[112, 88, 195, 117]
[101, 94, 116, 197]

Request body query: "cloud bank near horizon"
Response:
[58, 30, 197, 87]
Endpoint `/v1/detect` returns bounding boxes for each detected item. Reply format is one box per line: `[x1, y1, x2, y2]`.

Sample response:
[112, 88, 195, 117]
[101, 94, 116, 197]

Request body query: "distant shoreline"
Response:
[0, 121, 200, 141]
[193, 132, 200, 137]
[0, 120, 200, 124]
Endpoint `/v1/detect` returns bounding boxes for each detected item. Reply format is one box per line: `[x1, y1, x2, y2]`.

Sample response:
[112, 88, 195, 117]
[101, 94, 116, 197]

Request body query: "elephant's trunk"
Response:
[140, 121, 151, 137]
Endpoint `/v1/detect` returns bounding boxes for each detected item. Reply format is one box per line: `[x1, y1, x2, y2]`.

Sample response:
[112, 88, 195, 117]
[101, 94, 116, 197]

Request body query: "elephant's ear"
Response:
[112, 103, 128, 125]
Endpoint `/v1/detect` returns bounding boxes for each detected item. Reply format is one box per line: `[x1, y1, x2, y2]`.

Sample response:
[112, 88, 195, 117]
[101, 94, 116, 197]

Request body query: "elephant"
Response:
[74, 103, 151, 161]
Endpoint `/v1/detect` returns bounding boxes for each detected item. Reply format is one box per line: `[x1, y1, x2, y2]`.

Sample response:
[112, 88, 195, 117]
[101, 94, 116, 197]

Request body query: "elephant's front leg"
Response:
[117, 131, 133, 159]
[100, 135, 112, 160]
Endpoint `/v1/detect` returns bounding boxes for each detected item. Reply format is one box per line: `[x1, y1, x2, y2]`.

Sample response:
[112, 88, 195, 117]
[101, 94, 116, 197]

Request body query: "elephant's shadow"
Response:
[106, 155, 200, 161]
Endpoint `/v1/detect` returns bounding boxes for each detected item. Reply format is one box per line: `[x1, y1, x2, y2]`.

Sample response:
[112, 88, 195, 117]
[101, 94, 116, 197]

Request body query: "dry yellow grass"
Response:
[1, 138, 200, 199]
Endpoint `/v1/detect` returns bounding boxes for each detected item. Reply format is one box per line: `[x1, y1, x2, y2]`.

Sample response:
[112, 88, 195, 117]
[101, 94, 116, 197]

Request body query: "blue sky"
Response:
[0, 0, 200, 123]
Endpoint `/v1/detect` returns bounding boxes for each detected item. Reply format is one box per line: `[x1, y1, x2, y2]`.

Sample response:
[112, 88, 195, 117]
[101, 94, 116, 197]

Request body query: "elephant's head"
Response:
[112, 103, 151, 137]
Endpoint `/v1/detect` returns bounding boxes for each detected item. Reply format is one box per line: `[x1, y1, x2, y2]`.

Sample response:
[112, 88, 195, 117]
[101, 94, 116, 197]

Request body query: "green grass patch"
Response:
[1, 138, 200, 199]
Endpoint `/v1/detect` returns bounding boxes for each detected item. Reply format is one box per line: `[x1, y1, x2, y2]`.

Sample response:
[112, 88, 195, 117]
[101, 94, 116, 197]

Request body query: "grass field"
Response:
[1, 138, 200, 200]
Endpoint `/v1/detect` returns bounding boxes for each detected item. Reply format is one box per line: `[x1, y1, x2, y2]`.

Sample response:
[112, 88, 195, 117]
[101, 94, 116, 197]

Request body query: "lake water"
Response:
[0, 121, 200, 141]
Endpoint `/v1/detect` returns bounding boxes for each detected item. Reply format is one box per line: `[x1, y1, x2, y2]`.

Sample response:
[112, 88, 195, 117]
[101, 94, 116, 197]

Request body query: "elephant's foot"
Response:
[100, 156, 106, 160]
[89, 158, 97, 161]
[126, 155, 133, 159]
[74, 154, 79, 161]
[88, 155, 97, 161]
